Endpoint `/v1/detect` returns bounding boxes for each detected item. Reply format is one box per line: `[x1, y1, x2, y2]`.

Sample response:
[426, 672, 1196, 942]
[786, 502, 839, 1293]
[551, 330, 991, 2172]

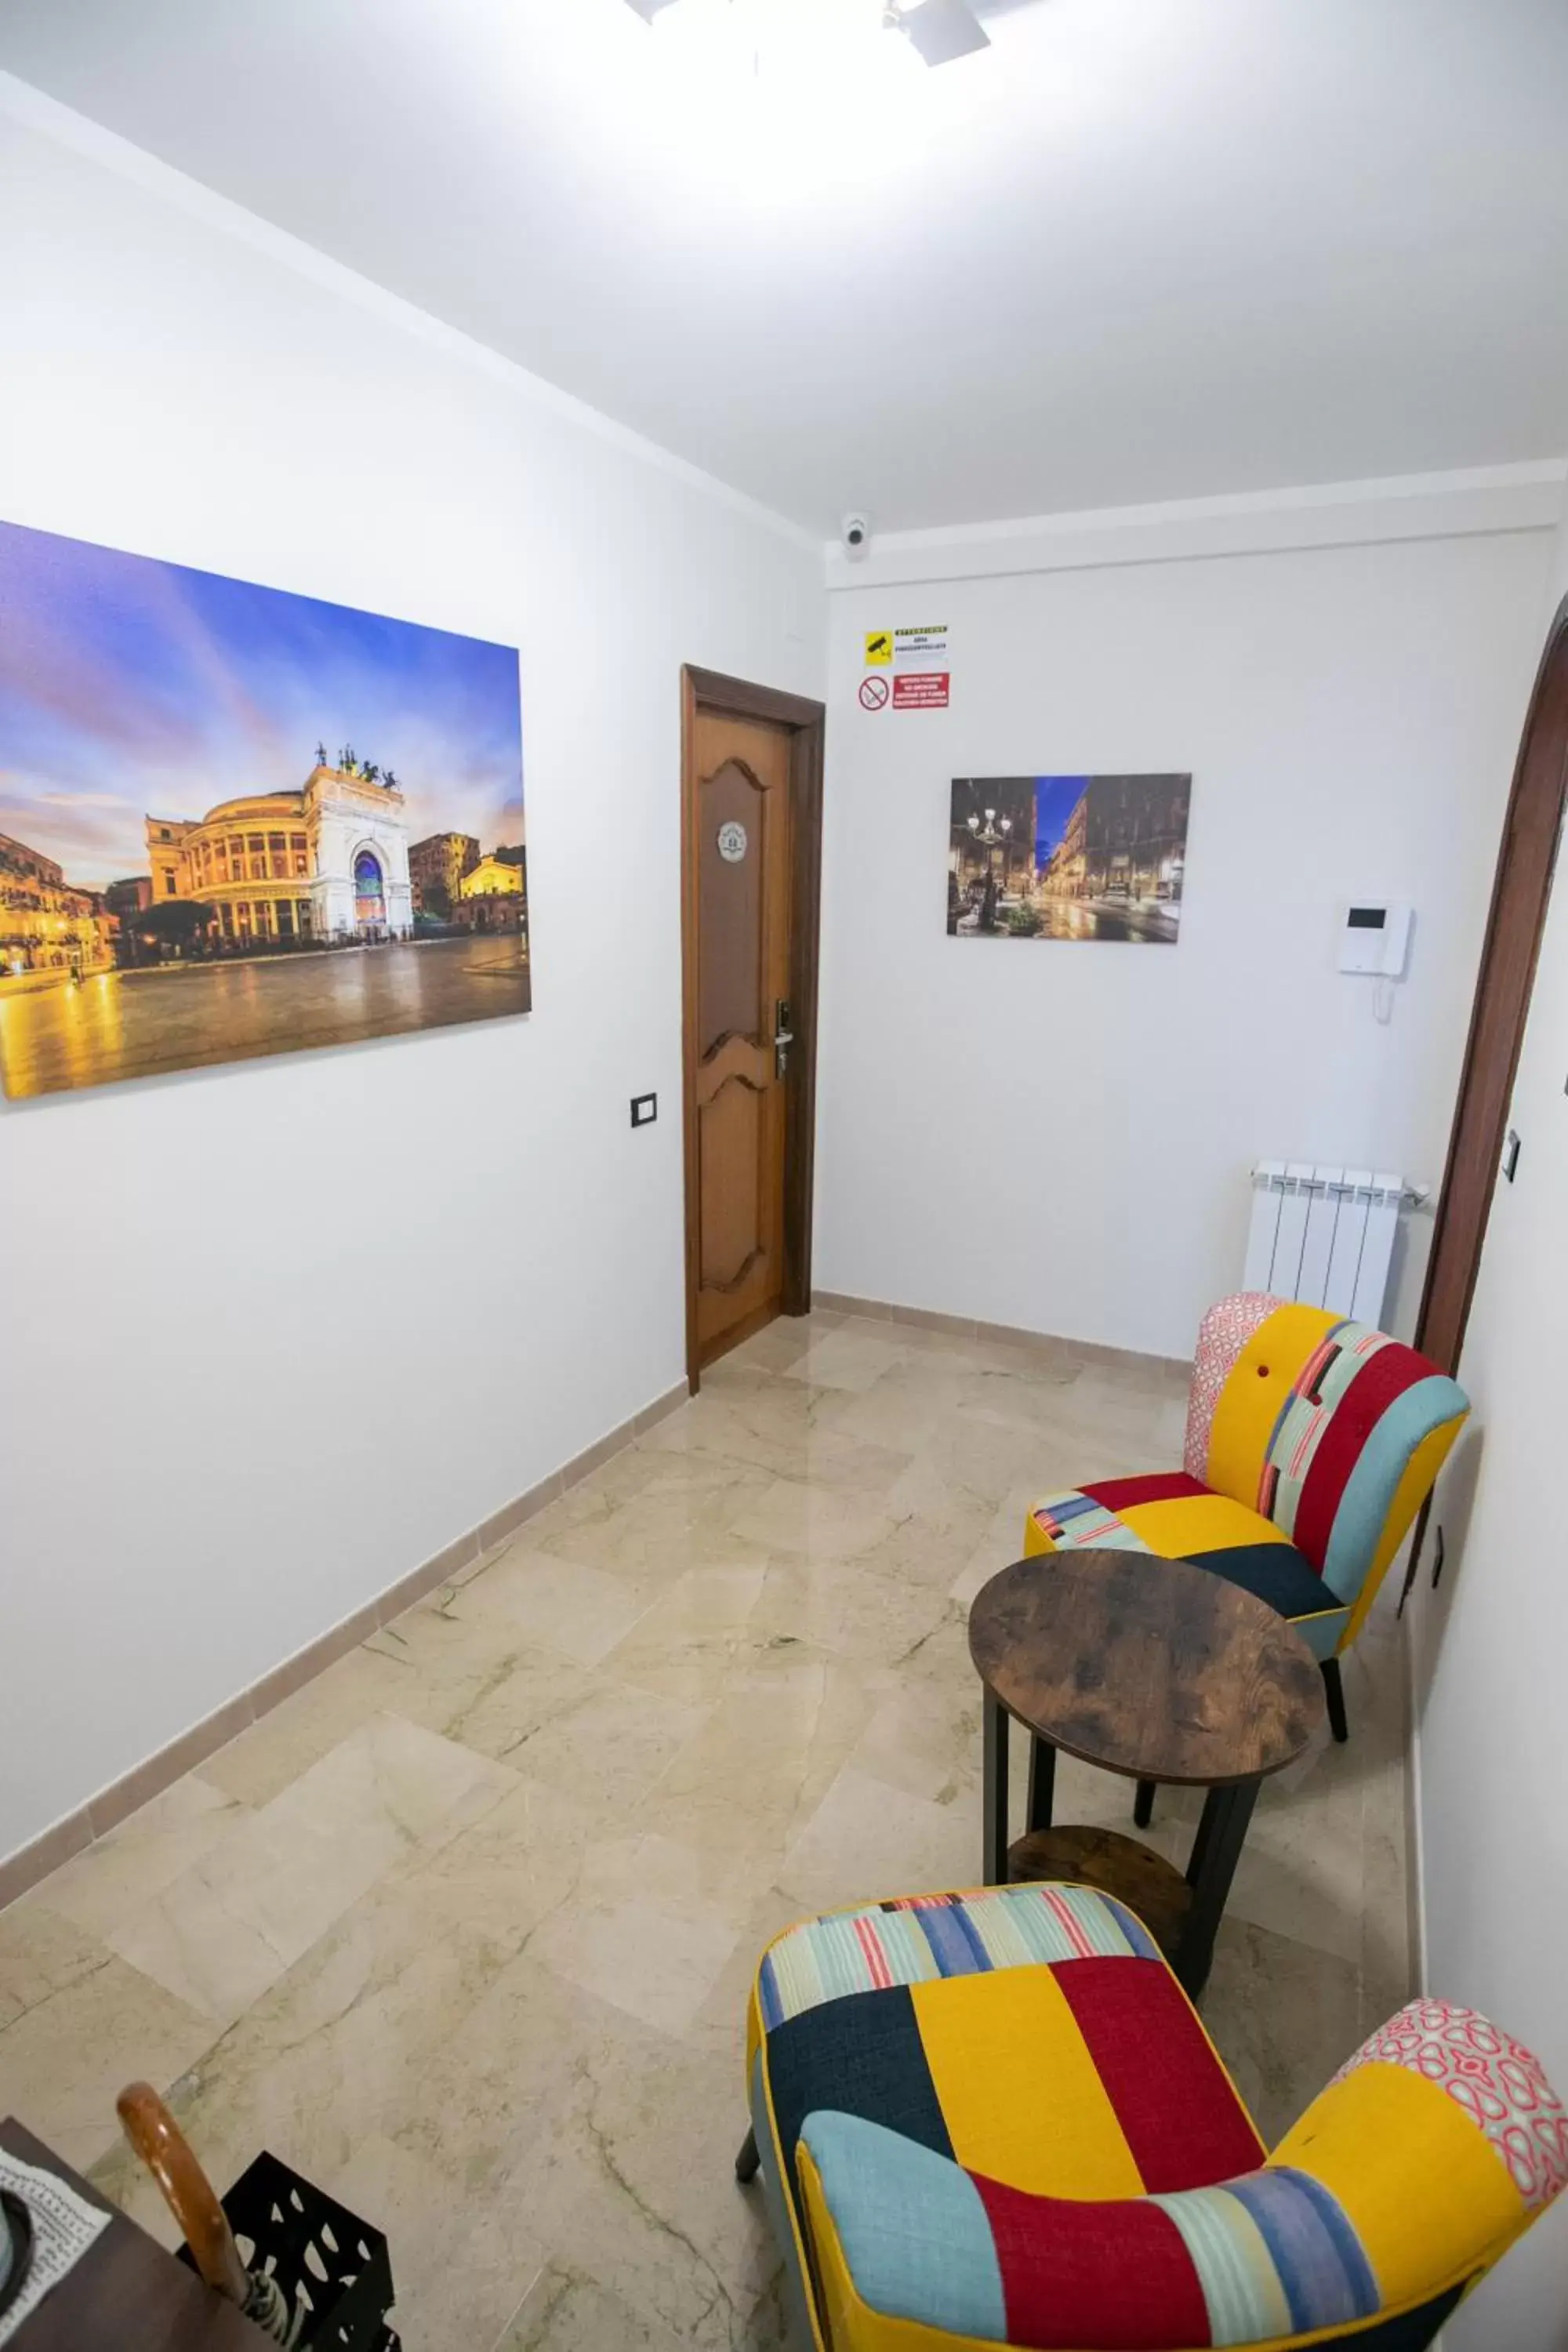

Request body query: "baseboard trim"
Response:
[811, 1288, 1192, 1380]
[0, 1376, 689, 1914]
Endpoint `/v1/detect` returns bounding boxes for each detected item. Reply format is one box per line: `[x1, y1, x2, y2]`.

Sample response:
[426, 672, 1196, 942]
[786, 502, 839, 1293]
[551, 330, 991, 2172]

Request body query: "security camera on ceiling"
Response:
[841, 513, 872, 557]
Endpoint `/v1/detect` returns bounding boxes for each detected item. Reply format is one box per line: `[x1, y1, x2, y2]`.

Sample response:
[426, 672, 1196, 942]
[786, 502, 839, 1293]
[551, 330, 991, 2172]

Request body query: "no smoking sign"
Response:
[858, 673, 890, 712]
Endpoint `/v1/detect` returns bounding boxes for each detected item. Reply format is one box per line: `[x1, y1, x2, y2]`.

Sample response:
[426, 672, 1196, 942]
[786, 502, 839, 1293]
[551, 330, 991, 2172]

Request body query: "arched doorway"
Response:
[1418, 594, 1568, 1373]
[353, 849, 386, 935]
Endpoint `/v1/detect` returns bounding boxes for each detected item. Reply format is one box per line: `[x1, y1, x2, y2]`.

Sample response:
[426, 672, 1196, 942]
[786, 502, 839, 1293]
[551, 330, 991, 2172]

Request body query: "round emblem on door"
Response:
[717, 820, 748, 864]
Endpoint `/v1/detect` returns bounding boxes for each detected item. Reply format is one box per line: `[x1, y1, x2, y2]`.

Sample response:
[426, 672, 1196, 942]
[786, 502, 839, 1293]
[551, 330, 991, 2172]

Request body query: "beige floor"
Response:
[0, 1309, 1411, 2350]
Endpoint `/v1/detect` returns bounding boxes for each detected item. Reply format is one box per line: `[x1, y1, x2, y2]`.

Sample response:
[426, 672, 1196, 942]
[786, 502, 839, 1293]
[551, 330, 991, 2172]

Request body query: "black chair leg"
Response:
[735, 2125, 760, 2184]
[1322, 1657, 1349, 1745]
[1134, 1780, 1156, 1828]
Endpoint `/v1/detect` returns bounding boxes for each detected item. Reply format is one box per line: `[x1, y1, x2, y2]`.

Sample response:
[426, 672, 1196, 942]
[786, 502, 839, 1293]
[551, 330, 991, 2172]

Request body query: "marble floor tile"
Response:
[498, 2266, 699, 2352]
[528, 1455, 779, 1596]
[361, 1606, 590, 1763]
[749, 1554, 953, 1667]
[22, 1773, 245, 1944]
[1200, 1915, 1367, 2149]
[598, 1561, 771, 1704]
[525, 1831, 749, 2034]
[777, 1324, 913, 1392]
[0, 1944, 218, 2172]
[0, 1899, 118, 2032]
[644, 1363, 913, 1495]
[775, 1765, 980, 1915]
[726, 1475, 907, 1563]
[107, 1715, 518, 2028]
[638, 1645, 880, 1894]
[89, 1775, 599, 2251]
[328, 2129, 548, 2352]
[200, 1644, 428, 1808]
[452, 1542, 653, 1668]
[501, 1679, 711, 1823]
[844, 1616, 984, 1809]
[0, 1311, 1415, 2350]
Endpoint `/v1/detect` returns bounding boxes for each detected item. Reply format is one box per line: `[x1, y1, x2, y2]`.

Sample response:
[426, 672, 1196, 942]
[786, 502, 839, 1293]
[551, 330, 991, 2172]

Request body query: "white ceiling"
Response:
[3, 0, 1566, 534]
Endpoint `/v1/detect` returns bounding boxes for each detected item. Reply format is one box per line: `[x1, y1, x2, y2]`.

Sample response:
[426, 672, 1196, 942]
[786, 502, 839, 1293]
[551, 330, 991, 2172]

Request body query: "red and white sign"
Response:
[858, 673, 890, 711]
[892, 671, 949, 710]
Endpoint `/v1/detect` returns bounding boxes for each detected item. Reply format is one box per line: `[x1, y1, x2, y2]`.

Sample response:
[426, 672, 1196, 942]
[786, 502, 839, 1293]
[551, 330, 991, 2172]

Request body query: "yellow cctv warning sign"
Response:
[864, 630, 893, 665]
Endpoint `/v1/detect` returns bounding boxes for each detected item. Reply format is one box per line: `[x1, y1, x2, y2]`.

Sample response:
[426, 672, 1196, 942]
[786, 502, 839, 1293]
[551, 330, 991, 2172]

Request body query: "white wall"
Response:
[815, 503, 1555, 1359]
[0, 88, 822, 1866]
[1412, 512, 1568, 2349]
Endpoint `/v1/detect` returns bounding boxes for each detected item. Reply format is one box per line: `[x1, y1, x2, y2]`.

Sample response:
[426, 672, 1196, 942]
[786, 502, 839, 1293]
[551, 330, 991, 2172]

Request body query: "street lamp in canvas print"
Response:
[948, 774, 1191, 942]
[0, 519, 528, 1099]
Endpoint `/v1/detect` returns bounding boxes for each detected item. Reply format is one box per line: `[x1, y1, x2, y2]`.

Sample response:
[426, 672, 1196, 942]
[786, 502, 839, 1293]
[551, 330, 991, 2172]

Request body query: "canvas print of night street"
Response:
[0, 518, 528, 1099]
[948, 773, 1191, 942]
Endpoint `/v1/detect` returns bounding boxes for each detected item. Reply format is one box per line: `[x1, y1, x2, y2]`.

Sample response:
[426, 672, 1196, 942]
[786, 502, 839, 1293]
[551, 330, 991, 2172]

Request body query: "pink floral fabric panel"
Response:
[1336, 1999, 1568, 2212]
[1183, 1292, 1281, 1480]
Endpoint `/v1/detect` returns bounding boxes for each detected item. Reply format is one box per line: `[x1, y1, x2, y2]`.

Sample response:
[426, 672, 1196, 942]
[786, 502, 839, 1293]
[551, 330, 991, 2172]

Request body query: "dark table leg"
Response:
[982, 1690, 1009, 1884]
[1176, 1777, 1260, 2000]
[1026, 1736, 1055, 1834]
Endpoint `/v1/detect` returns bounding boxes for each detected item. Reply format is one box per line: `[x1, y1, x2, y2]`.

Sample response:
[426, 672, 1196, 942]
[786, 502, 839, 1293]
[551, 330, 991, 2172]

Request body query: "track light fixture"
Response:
[621, 0, 993, 69]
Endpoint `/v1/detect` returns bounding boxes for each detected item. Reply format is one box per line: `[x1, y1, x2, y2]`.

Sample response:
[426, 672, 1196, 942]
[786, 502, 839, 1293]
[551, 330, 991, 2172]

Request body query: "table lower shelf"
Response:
[1007, 1824, 1193, 1957]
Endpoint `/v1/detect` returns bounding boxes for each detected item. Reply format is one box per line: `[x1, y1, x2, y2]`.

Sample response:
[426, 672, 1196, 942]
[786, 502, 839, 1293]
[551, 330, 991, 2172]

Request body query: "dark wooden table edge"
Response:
[0, 2120, 264, 2348]
[982, 1693, 1314, 1788]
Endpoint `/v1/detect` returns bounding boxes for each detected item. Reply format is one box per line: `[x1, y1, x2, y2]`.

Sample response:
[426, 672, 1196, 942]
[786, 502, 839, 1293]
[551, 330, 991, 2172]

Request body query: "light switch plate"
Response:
[630, 1092, 657, 1128]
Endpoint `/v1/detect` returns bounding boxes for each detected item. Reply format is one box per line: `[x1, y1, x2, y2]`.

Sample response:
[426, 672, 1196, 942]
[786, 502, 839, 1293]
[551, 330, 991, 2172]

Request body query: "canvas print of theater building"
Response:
[0, 518, 528, 1099]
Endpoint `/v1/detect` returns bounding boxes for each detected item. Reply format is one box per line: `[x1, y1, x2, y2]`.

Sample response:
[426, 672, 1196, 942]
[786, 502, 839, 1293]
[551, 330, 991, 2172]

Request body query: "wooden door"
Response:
[1417, 596, 1568, 1371]
[688, 705, 795, 1367]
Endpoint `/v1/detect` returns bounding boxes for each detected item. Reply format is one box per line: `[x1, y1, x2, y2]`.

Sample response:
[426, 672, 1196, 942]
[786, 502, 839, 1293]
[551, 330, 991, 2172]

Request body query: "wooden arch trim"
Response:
[1417, 593, 1568, 1373]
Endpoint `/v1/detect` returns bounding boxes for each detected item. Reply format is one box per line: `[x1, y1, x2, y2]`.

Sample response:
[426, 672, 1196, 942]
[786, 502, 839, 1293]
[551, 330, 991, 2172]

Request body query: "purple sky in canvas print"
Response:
[0, 521, 524, 891]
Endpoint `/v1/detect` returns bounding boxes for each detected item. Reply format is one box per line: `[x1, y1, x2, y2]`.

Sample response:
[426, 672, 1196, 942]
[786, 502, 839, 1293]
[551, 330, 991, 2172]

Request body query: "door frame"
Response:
[1416, 593, 1568, 1373]
[681, 664, 826, 1391]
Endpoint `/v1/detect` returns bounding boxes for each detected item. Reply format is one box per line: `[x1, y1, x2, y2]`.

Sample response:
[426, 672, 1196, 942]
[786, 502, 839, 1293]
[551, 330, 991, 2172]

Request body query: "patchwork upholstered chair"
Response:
[739, 1882, 1566, 2352]
[1022, 1295, 1468, 1791]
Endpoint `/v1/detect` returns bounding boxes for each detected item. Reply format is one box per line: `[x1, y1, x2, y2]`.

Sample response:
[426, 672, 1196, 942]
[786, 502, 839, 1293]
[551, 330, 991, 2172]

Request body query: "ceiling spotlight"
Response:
[884, 0, 990, 66]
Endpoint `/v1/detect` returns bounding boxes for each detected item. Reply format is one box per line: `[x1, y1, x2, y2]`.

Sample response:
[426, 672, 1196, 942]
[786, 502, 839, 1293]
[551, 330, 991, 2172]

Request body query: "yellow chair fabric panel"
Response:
[1273, 2063, 1528, 2306]
[909, 1968, 1145, 2201]
[1205, 1302, 1337, 1512]
[1022, 1508, 1054, 1558]
[1340, 1414, 1465, 1647]
[1119, 1493, 1294, 1558]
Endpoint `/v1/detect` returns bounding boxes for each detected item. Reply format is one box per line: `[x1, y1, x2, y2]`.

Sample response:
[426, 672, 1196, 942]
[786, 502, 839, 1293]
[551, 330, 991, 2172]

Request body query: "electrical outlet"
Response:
[630, 1093, 657, 1129]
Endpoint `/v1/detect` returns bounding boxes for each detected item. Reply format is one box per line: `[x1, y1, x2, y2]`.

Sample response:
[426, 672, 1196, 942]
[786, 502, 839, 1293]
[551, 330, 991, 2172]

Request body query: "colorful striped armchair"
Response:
[1022, 1295, 1468, 1772]
[739, 1882, 1566, 2352]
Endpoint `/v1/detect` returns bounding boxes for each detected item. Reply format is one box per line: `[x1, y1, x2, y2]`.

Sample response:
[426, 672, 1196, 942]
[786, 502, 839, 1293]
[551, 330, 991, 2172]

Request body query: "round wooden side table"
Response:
[967, 1549, 1324, 1998]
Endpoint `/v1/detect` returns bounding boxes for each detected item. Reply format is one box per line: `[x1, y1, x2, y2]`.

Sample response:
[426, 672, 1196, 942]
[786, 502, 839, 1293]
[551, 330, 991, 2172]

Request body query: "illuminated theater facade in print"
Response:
[147, 758, 414, 950]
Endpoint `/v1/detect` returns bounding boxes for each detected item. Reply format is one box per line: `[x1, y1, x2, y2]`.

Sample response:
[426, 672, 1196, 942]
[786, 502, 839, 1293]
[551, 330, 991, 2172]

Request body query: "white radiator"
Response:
[1243, 1163, 1419, 1326]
